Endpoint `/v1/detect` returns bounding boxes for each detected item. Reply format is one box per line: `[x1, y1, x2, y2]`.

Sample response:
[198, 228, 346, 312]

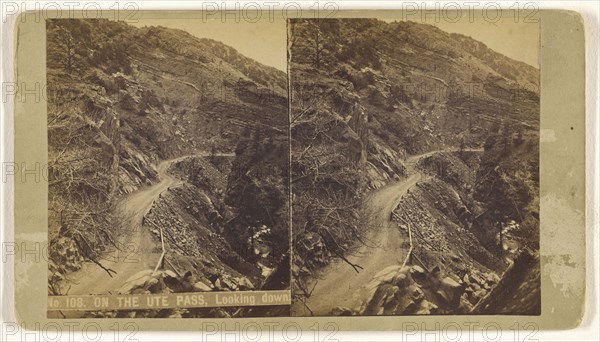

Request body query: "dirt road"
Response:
[301, 148, 482, 316]
[65, 153, 233, 295]
[302, 173, 421, 315]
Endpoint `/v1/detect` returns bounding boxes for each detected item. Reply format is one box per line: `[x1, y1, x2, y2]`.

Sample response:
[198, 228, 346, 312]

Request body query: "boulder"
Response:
[392, 273, 410, 288]
[164, 270, 178, 279]
[131, 288, 149, 295]
[168, 311, 183, 318]
[221, 277, 238, 290]
[411, 265, 426, 275]
[459, 294, 474, 313]
[119, 269, 154, 294]
[449, 253, 461, 263]
[468, 293, 479, 305]
[428, 266, 443, 289]
[331, 306, 353, 316]
[401, 300, 420, 315]
[436, 277, 463, 307]
[193, 281, 213, 292]
[147, 277, 166, 293]
[486, 272, 501, 284]
[409, 285, 425, 303]
[234, 277, 255, 290]
[472, 289, 487, 303]
[125, 269, 154, 284]
[415, 299, 438, 315]
[410, 265, 427, 284]
[145, 278, 159, 289]
[363, 284, 399, 315]
[447, 273, 463, 285]
[469, 273, 486, 286]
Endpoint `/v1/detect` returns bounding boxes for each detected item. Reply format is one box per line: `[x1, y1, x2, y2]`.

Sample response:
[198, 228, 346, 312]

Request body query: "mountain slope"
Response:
[47, 19, 289, 313]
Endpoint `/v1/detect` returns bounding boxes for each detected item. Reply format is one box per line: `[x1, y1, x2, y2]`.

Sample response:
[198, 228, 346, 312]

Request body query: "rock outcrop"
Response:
[355, 264, 502, 316]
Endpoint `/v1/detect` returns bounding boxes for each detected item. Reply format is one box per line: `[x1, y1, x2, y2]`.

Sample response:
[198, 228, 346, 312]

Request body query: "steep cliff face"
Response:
[47, 19, 288, 295]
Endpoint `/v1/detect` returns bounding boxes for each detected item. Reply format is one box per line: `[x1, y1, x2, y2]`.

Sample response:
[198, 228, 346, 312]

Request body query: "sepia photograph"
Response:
[289, 18, 540, 316]
[46, 18, 290, 318]
[6, 3, 592, 335]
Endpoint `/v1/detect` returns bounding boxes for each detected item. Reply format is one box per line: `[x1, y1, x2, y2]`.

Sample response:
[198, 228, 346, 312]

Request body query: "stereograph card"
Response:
[6, 8, 586, 332]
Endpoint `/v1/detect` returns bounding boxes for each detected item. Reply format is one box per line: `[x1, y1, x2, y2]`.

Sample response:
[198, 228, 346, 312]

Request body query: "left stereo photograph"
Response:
[45, 18, 291, 318]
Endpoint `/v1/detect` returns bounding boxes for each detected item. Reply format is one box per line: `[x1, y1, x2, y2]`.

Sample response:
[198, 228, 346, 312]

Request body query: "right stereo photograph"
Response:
[289, 17, 540, 317]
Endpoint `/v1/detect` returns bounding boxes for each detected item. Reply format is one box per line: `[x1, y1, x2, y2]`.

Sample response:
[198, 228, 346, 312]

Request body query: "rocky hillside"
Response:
[47, 18, 289, 308]
[289, 18, 539, 315]
[291, 19, 538, 156]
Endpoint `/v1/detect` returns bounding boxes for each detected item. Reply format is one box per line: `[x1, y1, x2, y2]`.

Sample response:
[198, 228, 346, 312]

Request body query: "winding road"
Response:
[63, 146, 482, 315]
[301, 148, 483, 316]
[65, 152, 234, 295]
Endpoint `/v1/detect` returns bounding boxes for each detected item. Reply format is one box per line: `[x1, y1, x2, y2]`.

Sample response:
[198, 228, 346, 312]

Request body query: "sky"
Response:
[430, 20, 539, 67]
[130, 19, 287, 72]
[382, 15, 540, 68]
[129, 15, 539, 71]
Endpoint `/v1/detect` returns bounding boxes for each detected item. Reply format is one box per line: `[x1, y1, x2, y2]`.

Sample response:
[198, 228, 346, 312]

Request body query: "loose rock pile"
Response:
[328, 264, 501, 316]
[117, 268, 255, 295]
[461, 269, 500, 306]
[392, 179, 506, 274]
[82, 267, 255, 318]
